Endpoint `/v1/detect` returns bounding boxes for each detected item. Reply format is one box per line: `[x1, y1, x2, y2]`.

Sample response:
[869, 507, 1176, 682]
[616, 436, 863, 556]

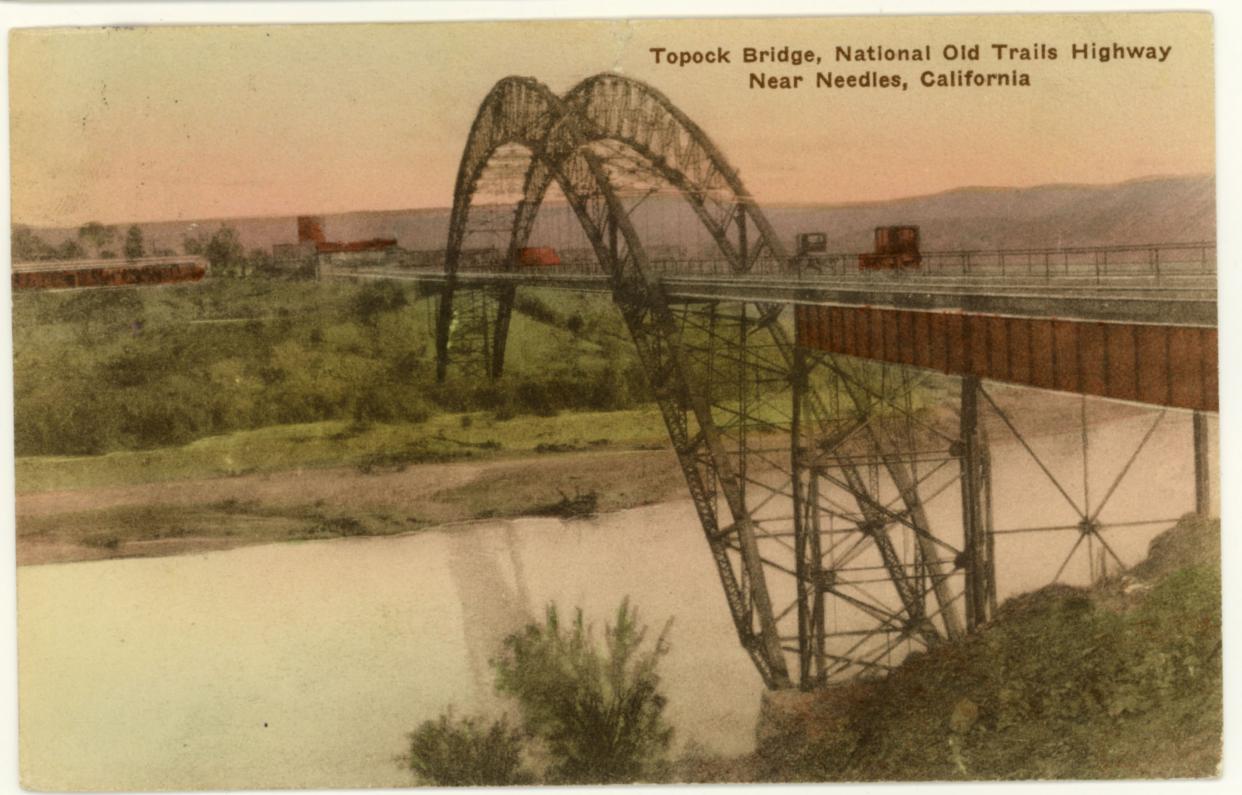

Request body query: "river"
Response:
[16, 408, 1213, 789]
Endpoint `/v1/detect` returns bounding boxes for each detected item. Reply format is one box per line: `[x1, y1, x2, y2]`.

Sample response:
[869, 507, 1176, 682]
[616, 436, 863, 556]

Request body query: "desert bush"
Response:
[492, 598, 673, 784]
[405, 711, 532, 786]
[350, 280, 408, 326]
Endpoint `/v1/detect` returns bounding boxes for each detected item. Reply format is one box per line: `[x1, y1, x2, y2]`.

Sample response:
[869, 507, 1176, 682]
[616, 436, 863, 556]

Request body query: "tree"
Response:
[77, 221, 116, 257]
[123, 225, 145, 261]
[203, 225, 245, 277]
[492, 599, 674, 784]
[11, 225, 56, 261]
[244, 247, 273, 278]
[350, 280, 408, 326]
[56, 238, 86, 260]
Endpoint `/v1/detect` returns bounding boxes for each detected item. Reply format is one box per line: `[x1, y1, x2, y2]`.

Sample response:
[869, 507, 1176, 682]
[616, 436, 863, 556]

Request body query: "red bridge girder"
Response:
[795, 305, 1218, 412]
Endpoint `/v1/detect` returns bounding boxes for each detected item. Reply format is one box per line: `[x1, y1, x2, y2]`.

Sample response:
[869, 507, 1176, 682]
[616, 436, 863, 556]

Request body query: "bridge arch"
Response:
[435, 77, 559, 380]
[439, 74, 803, 382]
[559, 74, 791, 273]
[438, 73, 807, 686]
[435, 73, 969, 689]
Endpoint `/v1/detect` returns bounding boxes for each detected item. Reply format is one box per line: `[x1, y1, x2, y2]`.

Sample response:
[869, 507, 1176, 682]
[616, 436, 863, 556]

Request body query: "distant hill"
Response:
[22, 174, 1214, 257]
[759, 174, 1215, 252]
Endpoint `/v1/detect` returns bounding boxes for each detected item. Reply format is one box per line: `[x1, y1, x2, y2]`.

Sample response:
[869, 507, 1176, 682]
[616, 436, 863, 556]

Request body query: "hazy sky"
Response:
[9, 12, 1214, 227]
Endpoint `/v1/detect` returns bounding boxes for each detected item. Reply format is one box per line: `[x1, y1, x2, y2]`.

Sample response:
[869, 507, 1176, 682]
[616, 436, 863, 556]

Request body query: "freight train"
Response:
[11, 256, 209, 291]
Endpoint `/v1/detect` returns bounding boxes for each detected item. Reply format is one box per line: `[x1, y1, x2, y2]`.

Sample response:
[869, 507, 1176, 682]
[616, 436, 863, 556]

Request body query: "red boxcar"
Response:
[516, 247, 561, 267]
[11, 257, 209, 291]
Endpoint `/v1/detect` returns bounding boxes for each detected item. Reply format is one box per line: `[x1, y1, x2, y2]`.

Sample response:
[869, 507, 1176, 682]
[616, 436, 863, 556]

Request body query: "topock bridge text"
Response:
[648, 41, 1175, 92]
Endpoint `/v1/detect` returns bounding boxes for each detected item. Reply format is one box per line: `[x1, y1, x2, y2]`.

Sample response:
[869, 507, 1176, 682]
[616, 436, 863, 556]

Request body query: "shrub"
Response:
[350, 281, 408, 326]
[492, 599, 673, 784]
[513, 293, 564, 327]
[405, 711, 532, 786]
[350, 382, 433, 425]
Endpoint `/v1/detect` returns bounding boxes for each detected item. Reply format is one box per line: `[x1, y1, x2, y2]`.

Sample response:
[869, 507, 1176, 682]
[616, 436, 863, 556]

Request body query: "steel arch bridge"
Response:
[429, 73, 1216, 690]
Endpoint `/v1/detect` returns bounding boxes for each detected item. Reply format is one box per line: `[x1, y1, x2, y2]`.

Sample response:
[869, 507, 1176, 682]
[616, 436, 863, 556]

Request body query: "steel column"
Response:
[959, 375, 993, 629]
[1194, 411, 1213, 517]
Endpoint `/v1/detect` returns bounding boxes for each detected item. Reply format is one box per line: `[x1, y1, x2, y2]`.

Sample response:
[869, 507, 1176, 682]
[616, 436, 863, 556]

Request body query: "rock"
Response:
[1120, 576, 1152, 596]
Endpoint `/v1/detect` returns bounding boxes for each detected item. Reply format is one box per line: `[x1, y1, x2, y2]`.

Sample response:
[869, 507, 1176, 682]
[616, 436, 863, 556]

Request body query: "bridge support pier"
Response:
[959, 375, 995, 629]
[786, 351, 975, 682]
[436, 284, 516, 381]
[1193, 411, 1214, 518]
[434, 283, 454, 383]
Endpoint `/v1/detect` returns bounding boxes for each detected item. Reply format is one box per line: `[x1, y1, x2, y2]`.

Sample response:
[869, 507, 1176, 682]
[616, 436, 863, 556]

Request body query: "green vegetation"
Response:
[12, 225, 72, 261]
[13, 270, 919, 498]
[404, 712, 534, 787]
[12, 276, 683, 562]
[12, 277, 651, 461]
[14, 408, 670, 494]
[200, 225, 246, 276]
[10, 221, 124, 261]
[123, 224, 145, 261]
[407, 599, 674, 786]
[751, 515, 1221, 782]
[494, 600, 675, 783]
[78, 221, 117, 258]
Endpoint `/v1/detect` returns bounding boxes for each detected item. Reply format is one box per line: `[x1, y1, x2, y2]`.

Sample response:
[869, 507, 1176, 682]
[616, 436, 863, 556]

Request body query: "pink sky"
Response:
[9, 13, 1214, 227]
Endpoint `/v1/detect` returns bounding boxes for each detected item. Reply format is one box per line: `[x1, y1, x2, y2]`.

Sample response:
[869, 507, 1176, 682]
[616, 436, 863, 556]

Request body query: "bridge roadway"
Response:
[336, 261, 1217, 327]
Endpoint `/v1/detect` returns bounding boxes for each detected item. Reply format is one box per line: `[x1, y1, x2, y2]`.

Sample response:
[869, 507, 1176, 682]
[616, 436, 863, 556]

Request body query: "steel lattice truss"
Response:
[432, 74, 1196, 689]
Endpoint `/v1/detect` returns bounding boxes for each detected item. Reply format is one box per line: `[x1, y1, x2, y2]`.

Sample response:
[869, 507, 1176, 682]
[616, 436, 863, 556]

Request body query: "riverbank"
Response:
[14, 388, 1169, 567]
[15, 444, 685, 566]
[694, 514, 1222, 782]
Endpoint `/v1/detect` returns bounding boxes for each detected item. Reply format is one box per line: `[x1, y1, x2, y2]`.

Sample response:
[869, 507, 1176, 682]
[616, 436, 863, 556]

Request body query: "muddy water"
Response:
[18, 506, 759, 790]
[17, 411, 1214, 790]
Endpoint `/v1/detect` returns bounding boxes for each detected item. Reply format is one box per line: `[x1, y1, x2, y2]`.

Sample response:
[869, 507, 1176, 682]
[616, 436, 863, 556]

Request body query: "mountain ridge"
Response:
[19, 174, 1214, 258]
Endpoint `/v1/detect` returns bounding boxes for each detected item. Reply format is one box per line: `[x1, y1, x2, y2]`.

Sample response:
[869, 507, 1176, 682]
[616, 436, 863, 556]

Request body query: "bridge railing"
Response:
[376, 241, 1216, 287]
[789, 241, 1217, 284]
[640, 242, 1215, 284]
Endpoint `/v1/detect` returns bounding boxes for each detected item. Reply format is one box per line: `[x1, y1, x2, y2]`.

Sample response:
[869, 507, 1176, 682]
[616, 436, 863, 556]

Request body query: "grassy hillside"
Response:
[11, 278, 649, 459]
[738, 515, 1221, 782]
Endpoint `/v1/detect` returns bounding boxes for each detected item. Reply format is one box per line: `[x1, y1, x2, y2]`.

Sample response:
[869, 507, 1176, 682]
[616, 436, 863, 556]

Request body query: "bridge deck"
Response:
[339, 266, 1217, 327]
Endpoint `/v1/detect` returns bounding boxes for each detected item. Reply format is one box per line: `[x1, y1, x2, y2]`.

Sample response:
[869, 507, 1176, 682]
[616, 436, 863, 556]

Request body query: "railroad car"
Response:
[516, 247, 561, 267]
[11, 257, 209, 291]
